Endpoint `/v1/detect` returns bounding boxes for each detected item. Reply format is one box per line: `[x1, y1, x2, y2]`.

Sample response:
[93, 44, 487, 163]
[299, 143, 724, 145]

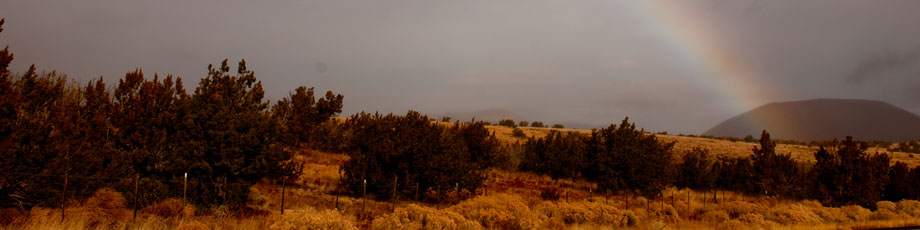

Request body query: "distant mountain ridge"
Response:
[703, 99, 920, 142]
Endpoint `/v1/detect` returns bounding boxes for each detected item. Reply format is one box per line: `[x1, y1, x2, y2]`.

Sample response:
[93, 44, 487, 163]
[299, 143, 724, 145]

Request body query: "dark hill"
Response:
[703, 99, 920, 142]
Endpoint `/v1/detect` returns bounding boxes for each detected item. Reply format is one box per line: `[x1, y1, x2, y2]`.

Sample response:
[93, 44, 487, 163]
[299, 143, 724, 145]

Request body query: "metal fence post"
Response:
[362, 179, 366, 215]
[183, 172, 188, 211]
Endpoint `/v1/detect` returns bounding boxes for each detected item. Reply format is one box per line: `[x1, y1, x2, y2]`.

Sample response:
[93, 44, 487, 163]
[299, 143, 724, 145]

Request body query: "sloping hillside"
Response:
[703, 99, 920, 142]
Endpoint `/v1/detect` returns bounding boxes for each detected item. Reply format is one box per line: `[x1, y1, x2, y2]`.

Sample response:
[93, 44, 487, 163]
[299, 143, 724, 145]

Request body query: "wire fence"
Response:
[8, 171, 730, 225]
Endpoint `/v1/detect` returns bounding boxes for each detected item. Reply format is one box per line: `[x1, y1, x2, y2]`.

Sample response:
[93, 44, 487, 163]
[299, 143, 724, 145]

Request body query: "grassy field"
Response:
[484, 124, 920, 167]
[4, 124, 920, 229]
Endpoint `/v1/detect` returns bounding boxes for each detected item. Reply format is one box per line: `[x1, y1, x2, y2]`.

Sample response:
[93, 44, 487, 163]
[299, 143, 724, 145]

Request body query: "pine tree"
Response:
[813, 136, 890, 208]
[180, 59, 299, 209]
[751, 131, 804, 198]
[676, 147, 716, 191]
[271, 86, 343, 149]
[585, 118, 675, 198]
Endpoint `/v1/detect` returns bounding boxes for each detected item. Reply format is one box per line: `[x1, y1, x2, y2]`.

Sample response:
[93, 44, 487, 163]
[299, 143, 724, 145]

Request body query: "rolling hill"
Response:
[703, 99, 920, 142]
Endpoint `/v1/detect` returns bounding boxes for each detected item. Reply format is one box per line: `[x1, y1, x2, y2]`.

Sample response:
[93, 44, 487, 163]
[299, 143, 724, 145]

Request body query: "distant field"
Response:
[483, 124, 920, 168]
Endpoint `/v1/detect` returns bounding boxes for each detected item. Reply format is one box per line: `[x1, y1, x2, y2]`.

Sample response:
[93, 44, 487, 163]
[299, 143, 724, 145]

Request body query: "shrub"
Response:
[530, 121, 545, 128]
[840, 205, 871, 222]
[448, 194, 542, 230]
[719, 201, 763, 218]
[646, 202, 681, 223]
[764, 204, 821, 225]
[699, 210, 729, 223]
[176, 221, 209, 230]
[877, 201, 897, 212]
[81, 188, 129, 228]
[717, 219, 746, 229]
[270, 207, 357, 230]
[498, 119, 516, 128]
[551, 124, 564, 129]
[536, 201, 631, 227]
[869, 209, 901, 221]
[540, 188, 562, 201]
[518, 121, 529, 127]
[896, 200, 920, 217]
[737, 213, 766, 225]
[371, 204, 481, 230]
[511, 128, 526, 138]
[143, 198, 194, 218]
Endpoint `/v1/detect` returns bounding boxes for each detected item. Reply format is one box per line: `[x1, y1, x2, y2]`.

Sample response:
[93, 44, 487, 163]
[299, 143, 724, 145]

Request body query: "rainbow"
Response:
[623, 0, 768, 120]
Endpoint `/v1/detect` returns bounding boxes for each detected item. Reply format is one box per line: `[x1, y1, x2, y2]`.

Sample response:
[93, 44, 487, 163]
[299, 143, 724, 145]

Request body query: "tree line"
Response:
[520, 125, 920, 209]
[3, 18, 918, 211]
[0, 19, 344, 210]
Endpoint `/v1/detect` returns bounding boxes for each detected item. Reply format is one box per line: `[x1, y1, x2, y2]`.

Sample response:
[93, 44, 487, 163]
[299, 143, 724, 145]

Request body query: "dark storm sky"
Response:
[2, 0, 920, 134]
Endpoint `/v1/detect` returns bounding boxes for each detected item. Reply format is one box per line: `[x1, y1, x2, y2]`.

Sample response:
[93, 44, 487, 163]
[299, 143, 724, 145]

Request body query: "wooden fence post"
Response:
[281, 176, 286, 215]
[61, 174, 68, 223]
[392, 175, 398, 213]
[134, 174, 139, 222]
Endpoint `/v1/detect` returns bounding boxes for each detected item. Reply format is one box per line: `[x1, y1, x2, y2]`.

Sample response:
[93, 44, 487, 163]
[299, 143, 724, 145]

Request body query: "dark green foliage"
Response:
[1, 54, 319, 209]
[884, 162, 915, 202]
[675, 147, 716, 191]
[0, 65, 85, 207]
[518, 121, 529, 127]
[498, 119, 516, 127]
[812, 136, 890, 208]
[0, 19, 11, 75]
[714, 157, 755, 193]
[520, 131, 586, 179]
[551, 124, 564, 129]
[340, 111, 499, 201]
[511, 128, 526, 138]
[271, 85, 343, 149]
[583, 118, 675, 198]
[750, 131, 807, 198]
[530, 121, 545, 128]
[890, 140, 920, 153]
[743, 135, 755, 142]
[494, 142, 524, 171]
[180, 59, 300, 209]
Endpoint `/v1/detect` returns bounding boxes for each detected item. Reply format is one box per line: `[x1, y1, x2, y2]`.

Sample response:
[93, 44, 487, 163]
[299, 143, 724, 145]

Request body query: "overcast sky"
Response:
[2, 0, 920, 134]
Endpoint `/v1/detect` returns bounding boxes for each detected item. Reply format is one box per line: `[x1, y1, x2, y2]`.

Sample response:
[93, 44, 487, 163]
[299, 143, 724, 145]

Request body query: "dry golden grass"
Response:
[371, 204, 481, 230]
[6, 138, 920, 230]
[483, 124, 920, 167]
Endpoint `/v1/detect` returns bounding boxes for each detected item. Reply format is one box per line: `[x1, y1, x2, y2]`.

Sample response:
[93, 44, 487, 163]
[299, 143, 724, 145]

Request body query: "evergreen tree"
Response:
[675, 147, 716, 191]
[750, 131, 805, 198]
[813, 136, 890, 208]
[180, 59, 299, 209]
[884, 162, 913, 202]
[341, 111, 499, 201]
[271, 86, 343, 149]
[520, 131, 585, 180]
[584, 118, 675, 198]
[111, 70, 189, 205]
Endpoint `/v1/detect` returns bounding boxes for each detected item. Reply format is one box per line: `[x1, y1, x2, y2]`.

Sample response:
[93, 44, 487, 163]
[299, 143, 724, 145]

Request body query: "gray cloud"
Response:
[847, 48, 920, 84]
[2, 0, 920, 134]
